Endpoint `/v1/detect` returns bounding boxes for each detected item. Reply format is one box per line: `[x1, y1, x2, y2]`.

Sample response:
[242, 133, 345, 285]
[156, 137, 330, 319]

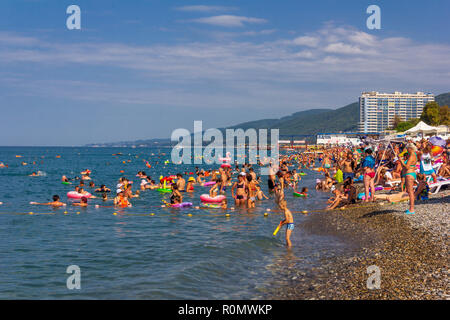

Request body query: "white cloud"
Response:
[294, 50, 314, 59]
[1, 24, 449, 112]
[324, 42, 363, 54]
[292, 36, 319, 47]
[175, 5, 237, 13]
[189, 15, 267, 27]
[242, 29, 276, 36]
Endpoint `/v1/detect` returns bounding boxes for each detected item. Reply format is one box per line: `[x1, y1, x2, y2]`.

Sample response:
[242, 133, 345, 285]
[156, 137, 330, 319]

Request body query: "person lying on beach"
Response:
[374, 173, 428, 203]
[72, 196, 88, 207]
[30, 195, 66, 207]
[278, 200, 294, 248]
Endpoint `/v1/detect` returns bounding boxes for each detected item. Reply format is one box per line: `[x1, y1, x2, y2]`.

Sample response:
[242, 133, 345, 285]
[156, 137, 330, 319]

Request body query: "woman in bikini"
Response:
[231, 173, 247, 207]
[399, 143, 418, 214]
[246, 174, 257, 208]
[170, 184, 182, 205]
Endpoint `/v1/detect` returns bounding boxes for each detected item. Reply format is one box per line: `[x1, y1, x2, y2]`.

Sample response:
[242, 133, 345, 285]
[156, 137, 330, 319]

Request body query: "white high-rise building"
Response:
[358, 91, 435, 133]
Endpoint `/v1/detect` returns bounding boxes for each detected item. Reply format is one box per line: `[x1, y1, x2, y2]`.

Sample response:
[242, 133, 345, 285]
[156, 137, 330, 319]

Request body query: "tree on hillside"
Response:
[421, 101, 441, 125]
[439, 105, 450, 126]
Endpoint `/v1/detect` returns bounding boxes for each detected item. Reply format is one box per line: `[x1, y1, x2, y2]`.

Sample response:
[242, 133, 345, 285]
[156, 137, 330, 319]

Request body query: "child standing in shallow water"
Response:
[278, 200, 294, 247]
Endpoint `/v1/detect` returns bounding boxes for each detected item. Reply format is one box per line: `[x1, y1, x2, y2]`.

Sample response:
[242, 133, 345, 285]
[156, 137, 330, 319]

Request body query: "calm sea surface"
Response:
[0, 147, 350, 299]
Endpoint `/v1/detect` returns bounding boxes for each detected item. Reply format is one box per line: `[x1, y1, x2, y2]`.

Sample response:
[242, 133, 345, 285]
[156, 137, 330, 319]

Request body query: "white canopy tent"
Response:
[404, 121, 440, 135]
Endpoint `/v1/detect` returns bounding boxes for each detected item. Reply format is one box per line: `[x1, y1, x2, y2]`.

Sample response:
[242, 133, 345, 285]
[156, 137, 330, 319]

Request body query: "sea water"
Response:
[0, 147, 350, 299]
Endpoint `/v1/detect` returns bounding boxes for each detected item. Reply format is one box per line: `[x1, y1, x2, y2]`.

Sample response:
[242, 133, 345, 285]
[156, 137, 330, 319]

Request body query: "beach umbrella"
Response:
[429, 136, 446, 148]
[431, 145, 444, 157]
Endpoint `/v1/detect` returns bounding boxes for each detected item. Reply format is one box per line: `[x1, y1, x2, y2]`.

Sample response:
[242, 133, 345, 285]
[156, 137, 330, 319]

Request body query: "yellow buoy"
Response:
[225, 213, 230, 217]
[187, 213, 192, 217]
[302, 210, 308, 214]
[150, 213, 155, 216]
[64, 211, 68, 214]
[113, 212, 117, 216]
[264, 212, 268, 217]
[76, 212, 80, 215]
[29, 212, 34, 215]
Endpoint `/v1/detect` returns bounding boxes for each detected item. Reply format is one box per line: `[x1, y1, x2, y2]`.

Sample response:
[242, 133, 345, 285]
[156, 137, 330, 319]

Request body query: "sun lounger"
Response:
[428, 178, 450, 194]
[385, 180, 401, 188]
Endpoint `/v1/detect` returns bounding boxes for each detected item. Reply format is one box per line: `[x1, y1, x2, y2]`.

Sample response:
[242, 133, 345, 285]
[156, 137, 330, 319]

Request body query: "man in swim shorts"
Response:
[176, 173, 186, 192]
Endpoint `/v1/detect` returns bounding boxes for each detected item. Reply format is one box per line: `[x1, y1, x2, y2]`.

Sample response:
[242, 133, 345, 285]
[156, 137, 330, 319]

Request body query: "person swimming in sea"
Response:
[113, 190, 132, 207]
[30, 195, 66, 207]
[256, 184, 269, 200]
[95, 184, 111, 193]
[72, 196, 88, 207]
[299, 187, 308, 197]
[186, 177, 195, 192]
[170, 184, 182, 205]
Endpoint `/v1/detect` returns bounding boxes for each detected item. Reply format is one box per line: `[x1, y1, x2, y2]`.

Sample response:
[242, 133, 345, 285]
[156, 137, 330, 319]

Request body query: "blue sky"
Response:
[0, 0, 449, 146]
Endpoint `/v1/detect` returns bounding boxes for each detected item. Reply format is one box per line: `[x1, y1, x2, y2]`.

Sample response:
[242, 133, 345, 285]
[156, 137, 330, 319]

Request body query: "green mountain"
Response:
[435, 92, 450, 106]
[223, 102, 359, 136]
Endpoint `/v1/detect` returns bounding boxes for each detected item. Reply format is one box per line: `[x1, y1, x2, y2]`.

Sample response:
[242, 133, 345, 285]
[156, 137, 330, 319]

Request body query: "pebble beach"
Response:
[268, 190, 449, 300]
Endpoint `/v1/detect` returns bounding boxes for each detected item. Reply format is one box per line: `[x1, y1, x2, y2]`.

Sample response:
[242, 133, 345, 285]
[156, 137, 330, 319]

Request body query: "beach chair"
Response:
[385, 179, 401, 188]
[428, 178, 450, 194]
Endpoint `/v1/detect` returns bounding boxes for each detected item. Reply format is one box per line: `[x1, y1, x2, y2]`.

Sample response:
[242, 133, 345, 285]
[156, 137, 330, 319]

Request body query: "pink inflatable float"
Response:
[200, 194, 226, 203]
[67, 191, 92, 199]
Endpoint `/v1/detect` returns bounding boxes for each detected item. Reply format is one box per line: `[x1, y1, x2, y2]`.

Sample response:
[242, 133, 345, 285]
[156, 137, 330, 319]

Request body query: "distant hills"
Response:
[436, 92, 450, 107]
[225, 102, 359, 135]
[86, 92, 450, 147]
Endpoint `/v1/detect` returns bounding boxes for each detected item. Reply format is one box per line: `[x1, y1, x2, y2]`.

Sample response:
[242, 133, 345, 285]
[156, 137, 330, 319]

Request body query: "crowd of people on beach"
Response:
[1, 135, 449, 248]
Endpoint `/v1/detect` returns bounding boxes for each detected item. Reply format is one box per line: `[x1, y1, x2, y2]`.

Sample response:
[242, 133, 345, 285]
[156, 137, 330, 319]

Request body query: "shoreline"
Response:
[268, 190, 449, 300]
